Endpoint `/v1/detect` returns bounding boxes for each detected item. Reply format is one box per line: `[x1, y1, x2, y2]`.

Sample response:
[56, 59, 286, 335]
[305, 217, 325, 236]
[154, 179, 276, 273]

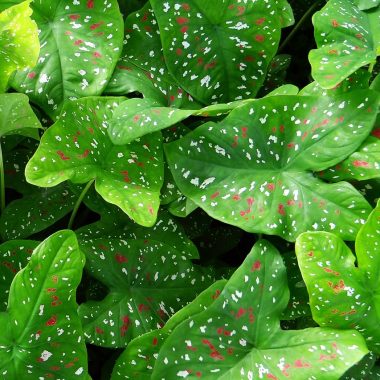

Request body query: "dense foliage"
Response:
[0, 0, 379, 379]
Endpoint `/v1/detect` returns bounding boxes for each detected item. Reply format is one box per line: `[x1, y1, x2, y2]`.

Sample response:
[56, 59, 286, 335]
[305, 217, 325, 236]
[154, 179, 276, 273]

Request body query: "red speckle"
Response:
[182, 3, 191, 10]
[255, 34, 265, 42]
[152, 337, 158, 346]
[267, 183, 275, 191]
[307, 251, 314, 257]
[205, 61, 217, 70]
[279, 125, 285, 133]
[278, 204, 286, 216]
[46, 315, 57, 326]
[251, 260, 261, 271]
[87, 0, 94, 9]
[78, 149, 90, 159]
[256, 17, 266, 25]
[90, 22, 104, 30]
[232, 194, 241, 201]
[177, 17, 189, 25]
[138, 304, 150, 313]
[196, 372, 202, 378]
[57, 151, 70, 160]
[247, 197, 254, 207]
[372, 128, 380, 138]
[95, 327, 104, 334]
[181, 25, 189, 33]
[244, 55, 254, 62]
[93, 51, 102, 58]
[28, 72, 36, 79]
[187, 345, 198, 351]
[331, 19, 339, 27]
[69, 14, 80, 20]
[176, 48, 183, 56]
[237, 5, 245, 15]
[115, 254, 128, 263]
[353, 160, 370, 167]
[210, 192, 220, 199]
[74, 39, 83, 45]
[266, 374, 278, 380]
[212, 289, 221, 300]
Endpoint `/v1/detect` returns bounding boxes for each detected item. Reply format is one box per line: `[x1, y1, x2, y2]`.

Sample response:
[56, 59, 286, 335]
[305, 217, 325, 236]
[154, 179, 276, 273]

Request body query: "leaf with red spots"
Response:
[0, 1, 39, 93]
[165, 91, 379, 241]
[296, 200, 380, 353]
[25, 97, 164, 227]
[0, 230, 88, 378]
[0, 183, 78, 240]
[105, 3, 198, 109]
[111, 280, 227, 379]
[319, 135, 380, 181]
[0, 240, 39, 311]
[9, 0, 123, 118]
[309, 0, 380, 89]
[78, 234, 217, 348]
[152, 240, 368, 379]
[150, 0, 293, 105]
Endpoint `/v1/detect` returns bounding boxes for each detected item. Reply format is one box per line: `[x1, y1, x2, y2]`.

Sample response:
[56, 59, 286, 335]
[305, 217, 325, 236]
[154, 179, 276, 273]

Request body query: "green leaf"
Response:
[0, 230, 88, 378]
[309, 0, 380, 89]
[295, 201, 380, 353]
[0, 0, 39, 93]
[0, 240, 39, 311]
[152, 240, 368, 380]
[0, 183, 77, 240]
[25, 97, 164, 227]
[318, 135, 380, 181]
[111, 280, 227, 380]
[105, 3, 198, 109]
[10, 0, 123, 118]
[78, 234, 217, 348]
[150, 0, 292, 104]
[0, 93, 41, 139]
[165, 91, 378, 241]
[355, 0, 380, 10]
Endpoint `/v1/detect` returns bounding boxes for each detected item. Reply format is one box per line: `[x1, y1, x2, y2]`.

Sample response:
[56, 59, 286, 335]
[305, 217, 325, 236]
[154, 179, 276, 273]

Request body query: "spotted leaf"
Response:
[0, 240, 39, 311]
[151, 240, 368, 380]
[9, 0, 123, 118]
[309, 0, 380, 89]
[78, 235, 216, 348]
[105, 3, 198, 109]
[296, 201, 380, 353]
[25, 97, 164, 227]
[0, 93, 41, 139]
[111, 280, 227, 380]
[0, 230, 87, 378]
[165, 91, 378, 241]
[0, 184, 77, 240]
[0, 0, 39, 93]
[150, 0, 293, 104]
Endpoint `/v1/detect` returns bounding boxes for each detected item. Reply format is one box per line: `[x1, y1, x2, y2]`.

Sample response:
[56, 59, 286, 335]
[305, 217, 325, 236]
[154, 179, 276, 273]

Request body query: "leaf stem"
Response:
[0, 141, 5, 213]
[279, 1, 323, 53]
[68, 179, 95, 230]
[368, 61, 375, 74]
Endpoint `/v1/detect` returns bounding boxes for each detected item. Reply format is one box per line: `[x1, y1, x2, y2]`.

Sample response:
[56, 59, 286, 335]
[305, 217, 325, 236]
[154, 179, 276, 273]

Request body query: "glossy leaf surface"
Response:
[25, 97, 164, 227]
[0, 231, 87, 378]
[165, 91, 378, 241]
[152, 240, 368, 380]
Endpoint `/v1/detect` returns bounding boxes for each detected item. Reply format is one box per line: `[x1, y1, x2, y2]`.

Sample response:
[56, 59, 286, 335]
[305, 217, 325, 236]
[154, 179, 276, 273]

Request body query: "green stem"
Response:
[68, 179, 95, 230]
[368, 61, 375, 74]
[0, 141, 5, 213]
[279, 1, 323, 53]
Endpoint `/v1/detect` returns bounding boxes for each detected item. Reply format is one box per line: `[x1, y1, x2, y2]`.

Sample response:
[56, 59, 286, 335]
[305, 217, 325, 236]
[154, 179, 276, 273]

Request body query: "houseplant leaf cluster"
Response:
[0, 0, 379, 379]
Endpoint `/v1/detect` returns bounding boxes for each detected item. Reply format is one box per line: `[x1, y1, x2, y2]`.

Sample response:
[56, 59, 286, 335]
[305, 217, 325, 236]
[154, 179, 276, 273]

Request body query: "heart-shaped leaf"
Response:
[78, 234, 216, 348]
[0, 0, 39, 93]
[318, 135, 380, 181]
[296, 200, 380, 353]
[10, 0, 123, 118]
[0, 183, 77, 240]
[151, 240, 368, 380]
[111, 280, 227, 380]
[309, 0, 380, 89]
[0, 240, 39, 311]
[0, 93, 41, 139]
[25, 97, 164, 227]
[165, 91, 378, 241]
[150, 0, 293, 104]
[105, 3, 198, 109]
[0, 230, 88, 378]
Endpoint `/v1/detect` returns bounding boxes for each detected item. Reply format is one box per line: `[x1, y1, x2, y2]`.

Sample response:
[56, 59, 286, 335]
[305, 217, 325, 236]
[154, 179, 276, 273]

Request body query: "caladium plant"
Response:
[0, 0, 380, 378]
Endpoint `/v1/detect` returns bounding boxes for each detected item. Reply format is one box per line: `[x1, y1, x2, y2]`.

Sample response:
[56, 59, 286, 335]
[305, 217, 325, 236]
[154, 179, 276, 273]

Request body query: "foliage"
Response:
[0, 0, 379, 379]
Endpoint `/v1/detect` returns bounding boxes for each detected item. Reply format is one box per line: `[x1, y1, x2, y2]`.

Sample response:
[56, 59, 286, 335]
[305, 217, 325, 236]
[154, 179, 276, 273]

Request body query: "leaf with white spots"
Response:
[0, 230, 88, 379]
[105, 3, 198, 109]
[0, 240, 39, 311]
[0, 0, 39, 93]
[111, 280, 227, 380]
[354, 0, 380, 10]
[151, 240, 368, 380]
[78, 235, 217, 348]
[309, 0, 380, 89]
[0, 184, 77, 240]
[296, 201, 380, 353]
[9, 0, 123, 118]
[0, 93, 41, 139]
[318, 135, 380, 181]
[165, 91, 378, 241]
[25, 97, 164, 227]
[150, 0, 292, 104]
